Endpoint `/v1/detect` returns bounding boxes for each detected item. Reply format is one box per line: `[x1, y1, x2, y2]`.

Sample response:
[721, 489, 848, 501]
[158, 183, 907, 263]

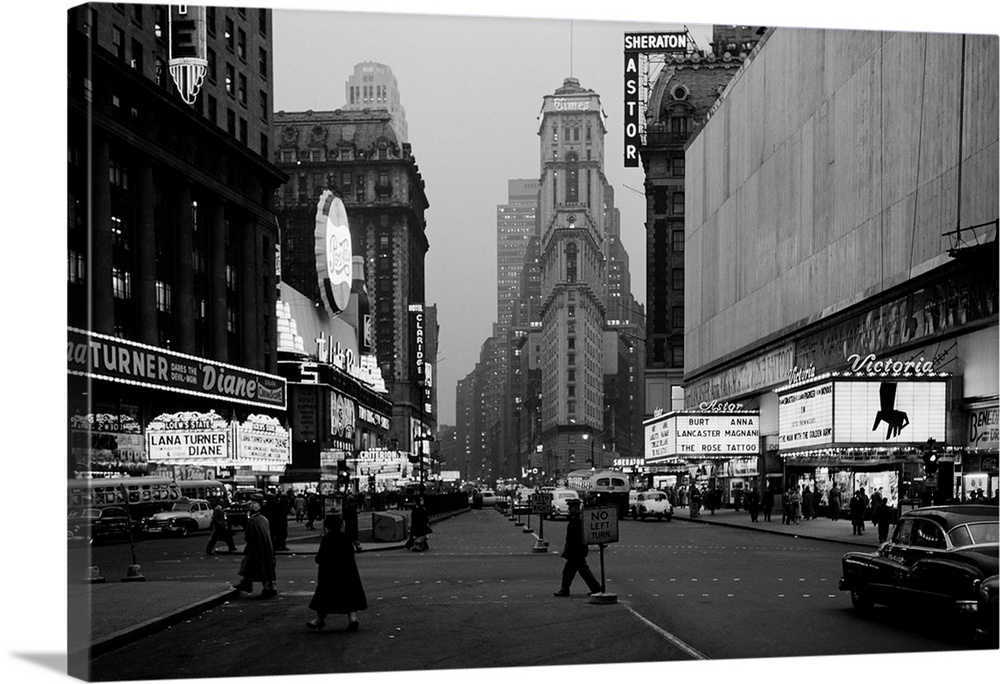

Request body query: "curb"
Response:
[70, 587, 239, 663]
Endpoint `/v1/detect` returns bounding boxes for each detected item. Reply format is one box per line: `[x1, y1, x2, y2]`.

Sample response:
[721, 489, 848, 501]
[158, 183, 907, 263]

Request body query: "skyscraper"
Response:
[343, 61, 409, 143]
[536, 77, 610, 477]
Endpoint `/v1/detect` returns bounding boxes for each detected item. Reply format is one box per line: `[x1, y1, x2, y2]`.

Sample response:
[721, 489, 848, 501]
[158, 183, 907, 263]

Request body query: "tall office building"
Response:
[66, 5, 289, 487]
[497, 179, 540, 327]
[343, 61, 408, 143]
[273, 106, 432, 453]
[535, 77, 611, 478]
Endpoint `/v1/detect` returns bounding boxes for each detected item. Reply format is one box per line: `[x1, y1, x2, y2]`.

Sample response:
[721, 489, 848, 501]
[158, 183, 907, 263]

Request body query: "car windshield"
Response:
[171, 502, 193, 512]
[646, 493, 666, 501]
[949, 522, 1000, 547]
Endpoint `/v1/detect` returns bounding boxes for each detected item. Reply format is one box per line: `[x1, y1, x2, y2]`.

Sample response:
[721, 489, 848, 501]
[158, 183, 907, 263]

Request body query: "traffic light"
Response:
[337, 459, 350, 486]
[921, 439, 939, 475]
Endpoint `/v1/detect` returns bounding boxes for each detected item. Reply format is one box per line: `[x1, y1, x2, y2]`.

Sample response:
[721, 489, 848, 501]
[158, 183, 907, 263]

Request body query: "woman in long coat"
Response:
[306, 512, 368, 631]
[234, 501, 277, 598]
[408, 498, 432, 551]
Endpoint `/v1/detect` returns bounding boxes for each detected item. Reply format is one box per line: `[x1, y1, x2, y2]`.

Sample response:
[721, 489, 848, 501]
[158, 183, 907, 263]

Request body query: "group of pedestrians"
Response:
[227, 497, 368, 632]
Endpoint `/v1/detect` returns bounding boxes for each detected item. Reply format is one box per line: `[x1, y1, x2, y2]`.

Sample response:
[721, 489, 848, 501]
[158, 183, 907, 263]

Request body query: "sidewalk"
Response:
[672, 505, 883, 548]
[68, 507, 460, 661]
[68, 505, 876, 662]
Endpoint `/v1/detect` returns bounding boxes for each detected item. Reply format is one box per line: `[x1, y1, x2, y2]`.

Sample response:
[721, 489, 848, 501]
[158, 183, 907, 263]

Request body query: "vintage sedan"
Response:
[142, 498, 214, 536]
[68, 506, 140, 545]
[839, 505, 998, 626]
[628, 490, 674, 521]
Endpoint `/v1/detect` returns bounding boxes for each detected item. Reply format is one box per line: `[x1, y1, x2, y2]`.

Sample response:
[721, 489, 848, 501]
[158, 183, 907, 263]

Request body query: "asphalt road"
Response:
[80, 509, 992, 681]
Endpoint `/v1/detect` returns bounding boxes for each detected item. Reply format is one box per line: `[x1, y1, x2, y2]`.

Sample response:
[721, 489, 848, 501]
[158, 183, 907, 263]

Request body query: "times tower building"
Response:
[536, 78, 610, 477]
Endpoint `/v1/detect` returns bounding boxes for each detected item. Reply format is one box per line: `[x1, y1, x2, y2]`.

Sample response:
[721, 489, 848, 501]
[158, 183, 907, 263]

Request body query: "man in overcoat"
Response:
[233, 501, 277, 598]
[553, 499, 602, 597]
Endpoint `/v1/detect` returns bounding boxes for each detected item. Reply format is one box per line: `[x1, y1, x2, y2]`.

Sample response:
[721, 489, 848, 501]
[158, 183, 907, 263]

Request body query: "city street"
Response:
[79, 508, 990, 681]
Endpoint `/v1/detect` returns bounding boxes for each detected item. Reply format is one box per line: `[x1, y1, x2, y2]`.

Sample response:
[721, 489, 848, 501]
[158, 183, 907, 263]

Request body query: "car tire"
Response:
[177, 524, 189, 537]
[850, 585, 874, 612]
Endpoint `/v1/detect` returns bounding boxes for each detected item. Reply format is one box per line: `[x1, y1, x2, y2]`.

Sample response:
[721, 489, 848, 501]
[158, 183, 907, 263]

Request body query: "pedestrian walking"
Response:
[553, 498, 602, 597]
[829, 484, 842, 521]
[746, 486, 760, 523]
[790, 486, 802, 524]
[205, 505, 237, 555]
[874, 498, 893, 543]
[305, 512, 368, 632]
[849, 489, 866, 535]
[233, 501, 278, 598]
[762, 487, 774, 522]
[733, 488, 743, 512]
[294, 492, 306, 523]
[781, 488, 791, 524]
[802, 486, 814, 520]
[407, 498, 432, 552]
[306, 494, 322, 530]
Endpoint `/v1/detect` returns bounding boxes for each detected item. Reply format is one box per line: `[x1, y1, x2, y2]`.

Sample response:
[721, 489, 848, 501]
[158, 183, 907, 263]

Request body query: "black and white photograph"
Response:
[4, 1, 1000, 683]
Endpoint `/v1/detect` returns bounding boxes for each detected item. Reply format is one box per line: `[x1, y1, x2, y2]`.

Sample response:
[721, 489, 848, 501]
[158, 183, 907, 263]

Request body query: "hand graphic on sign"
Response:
[871, 382, 910, 439]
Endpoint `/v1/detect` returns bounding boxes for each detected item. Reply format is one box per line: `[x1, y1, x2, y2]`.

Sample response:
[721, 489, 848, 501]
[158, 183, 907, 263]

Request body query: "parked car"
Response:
[142, 498, 214, 536]
[629, 490, 673, 521]
[839, 505, 998, 627]
[68, 506, 140, 545]
[975, 574, 998, 641]
[547, 488, 582, 520]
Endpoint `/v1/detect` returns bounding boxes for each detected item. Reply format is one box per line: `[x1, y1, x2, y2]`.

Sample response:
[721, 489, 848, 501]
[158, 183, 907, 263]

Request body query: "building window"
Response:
[227, 108, 236, 136]
[237, 28, 246, 61]
[111, 25, 125, 60]
[566, 155, 579, 204]
[672, 156, 685, 176]
[206, 7, 216, 35]
[670, 345, 684, 367]
[68, 250, 86, 284]
[672, 268, 684, 291]
[112, 268, 132, 299]
[156, 281, 172, 312]
[225, 16, 234, 51]
[208, 95, 217, 124]
[260, 133, 268, 158]
[672, 305, 684, 329]
[131, 39, 143, 71]
[225, 63, 235, 96]
[672, 230, 685, 252]
[258, 47, 268, 78]
[565, 242, 578, 283]
[258, 8, 267, 35]
[238, 73, 247, 105]
[672, 192, 685, 215]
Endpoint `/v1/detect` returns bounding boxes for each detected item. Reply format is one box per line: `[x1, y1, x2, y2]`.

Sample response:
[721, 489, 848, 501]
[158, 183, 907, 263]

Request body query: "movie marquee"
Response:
[644, 404, 760, 465]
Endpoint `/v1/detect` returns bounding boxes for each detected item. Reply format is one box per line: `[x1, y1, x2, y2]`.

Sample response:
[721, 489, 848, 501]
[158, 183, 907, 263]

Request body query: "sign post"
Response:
[530, 493, 551, 553]
[582, 506, 619, 604]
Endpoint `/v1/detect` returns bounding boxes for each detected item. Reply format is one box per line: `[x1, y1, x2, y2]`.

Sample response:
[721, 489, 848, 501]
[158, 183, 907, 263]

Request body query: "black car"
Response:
[839, 504, 998, 627]
[68, 506, 140, 545]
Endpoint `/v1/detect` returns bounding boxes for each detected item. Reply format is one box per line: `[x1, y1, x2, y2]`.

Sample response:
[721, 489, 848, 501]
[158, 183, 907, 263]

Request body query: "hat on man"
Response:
[567, 498, 582, 507]
[249, 501, 261, 513]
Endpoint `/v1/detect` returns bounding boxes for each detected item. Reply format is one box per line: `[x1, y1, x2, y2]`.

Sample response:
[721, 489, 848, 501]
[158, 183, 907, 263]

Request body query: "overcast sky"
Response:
[270, 6, 711, 424]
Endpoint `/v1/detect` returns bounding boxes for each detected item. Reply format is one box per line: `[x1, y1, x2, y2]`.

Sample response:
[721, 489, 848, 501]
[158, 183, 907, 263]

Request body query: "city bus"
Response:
[67, 476, 182, 519]
[178, 479, 231, 508]
[565, 469, 630, 518]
